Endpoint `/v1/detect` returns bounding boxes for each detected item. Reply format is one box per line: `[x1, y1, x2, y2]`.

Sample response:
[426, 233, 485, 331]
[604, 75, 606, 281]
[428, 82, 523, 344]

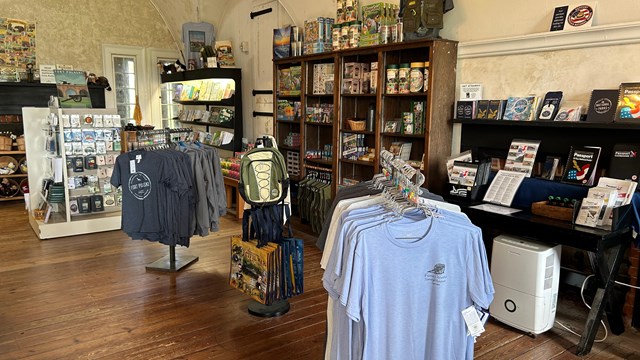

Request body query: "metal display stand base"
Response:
[247, 299, 290, 317]
[145, 246, 199, 272]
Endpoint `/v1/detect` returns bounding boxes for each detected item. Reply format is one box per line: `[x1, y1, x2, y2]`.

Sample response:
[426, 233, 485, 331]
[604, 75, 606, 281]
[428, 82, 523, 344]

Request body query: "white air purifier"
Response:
[490, 235, 561, 335]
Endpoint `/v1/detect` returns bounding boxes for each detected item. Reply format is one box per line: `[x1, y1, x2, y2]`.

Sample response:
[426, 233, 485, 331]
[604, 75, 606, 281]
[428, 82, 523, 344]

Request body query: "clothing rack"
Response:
[129, 128, 194, 151]
[303, 163, 333, 172]
[132, 128, 199, 273]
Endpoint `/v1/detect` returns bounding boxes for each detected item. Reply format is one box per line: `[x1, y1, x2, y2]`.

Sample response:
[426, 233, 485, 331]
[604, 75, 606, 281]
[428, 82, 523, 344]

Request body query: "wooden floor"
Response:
[1, 201, 639, 359]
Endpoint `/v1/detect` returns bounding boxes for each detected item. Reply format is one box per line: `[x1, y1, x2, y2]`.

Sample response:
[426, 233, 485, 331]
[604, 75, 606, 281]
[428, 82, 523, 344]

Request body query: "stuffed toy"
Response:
[87, 73, 112, 91]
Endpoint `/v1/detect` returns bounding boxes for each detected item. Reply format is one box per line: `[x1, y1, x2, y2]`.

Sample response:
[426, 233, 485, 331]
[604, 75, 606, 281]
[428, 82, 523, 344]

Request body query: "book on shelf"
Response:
[485, 99, 507, 120]
[277, 100, 296, 121]
[459, 83, 483, 101]
[312, 63, 334, 95]
[529, 96, 543, 120]
[554, 105, 582, 121]
[561, 146, 601, 186]
[277, 66, 302, 96]
[586, 89, 618, 123]
[609, 143, 640, 182]
[504, 139, 541, 177]
[215, 40, 235, 67]
[586, 186, 619, 227]
[273, 26, 292, 59]
[574, 198, 604, 228]
[537, 91, 563, 120]
[540, 155, 562, 180]
[455, 100, 476, 120]
[475, 100, 490, 119]
[614, 82, 640, 122]
[502, 96, 537, 121]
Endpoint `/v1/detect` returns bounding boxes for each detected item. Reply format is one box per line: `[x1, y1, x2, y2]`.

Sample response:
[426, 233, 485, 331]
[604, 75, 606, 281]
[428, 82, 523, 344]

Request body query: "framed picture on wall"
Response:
[182, 22, 215, 69]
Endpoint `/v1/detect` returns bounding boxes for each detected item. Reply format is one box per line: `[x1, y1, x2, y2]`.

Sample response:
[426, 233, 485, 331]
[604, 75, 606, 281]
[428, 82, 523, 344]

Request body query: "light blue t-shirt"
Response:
[325, 206, 478, 360]
[343, 215, 494, 360]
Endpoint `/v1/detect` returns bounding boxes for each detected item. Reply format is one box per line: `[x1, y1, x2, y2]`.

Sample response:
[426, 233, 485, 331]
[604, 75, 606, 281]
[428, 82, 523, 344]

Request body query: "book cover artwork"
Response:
[503, 97, 535, 121]
[53, 70, 92, 108]
[587, 89, 618, 123]
[615, 83, 640, 121]
[537, 91, 563, 120]
[562, 147, 600, 185]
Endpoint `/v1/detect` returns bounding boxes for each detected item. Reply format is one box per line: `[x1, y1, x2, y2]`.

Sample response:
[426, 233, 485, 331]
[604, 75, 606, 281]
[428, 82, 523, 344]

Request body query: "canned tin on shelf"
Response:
[332, 24, 341, 51]
[341, 22, 351, 49]
[409, 62, 424, 93]
[386, 64, 399, 94]
[349, 21, 361, 48]
[398, 63, 410, 94]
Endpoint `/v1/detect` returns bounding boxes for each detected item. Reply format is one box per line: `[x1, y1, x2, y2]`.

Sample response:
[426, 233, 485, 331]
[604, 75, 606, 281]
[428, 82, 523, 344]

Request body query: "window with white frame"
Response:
[113, 56, 138, 124]
[102, 45, 148, 127]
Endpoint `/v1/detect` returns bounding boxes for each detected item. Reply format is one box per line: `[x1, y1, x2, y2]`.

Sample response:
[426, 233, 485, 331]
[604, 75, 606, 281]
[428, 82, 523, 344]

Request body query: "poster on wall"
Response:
[550, 2, 597, 32]
[53, 70, 92, 109]
[0, 18, 36, 82]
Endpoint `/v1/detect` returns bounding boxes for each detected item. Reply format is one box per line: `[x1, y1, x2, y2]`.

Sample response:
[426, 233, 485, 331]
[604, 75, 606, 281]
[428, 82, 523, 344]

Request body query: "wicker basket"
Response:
[0, 177, 19, 198]
[348, 119, 366, 131]
[0, 155, 18, 175]
[16, 136, 25, 151]
[0, 136, 12, 151]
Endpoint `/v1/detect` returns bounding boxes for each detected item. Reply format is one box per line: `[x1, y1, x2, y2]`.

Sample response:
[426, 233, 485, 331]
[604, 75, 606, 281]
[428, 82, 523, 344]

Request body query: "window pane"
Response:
[112, 55, 138, 122]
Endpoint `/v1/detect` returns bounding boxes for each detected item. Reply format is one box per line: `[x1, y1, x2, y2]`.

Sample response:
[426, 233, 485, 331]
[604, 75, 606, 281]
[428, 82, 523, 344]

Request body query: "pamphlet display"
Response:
[483, 170, 526, 207]
[503, 139, 541, 177]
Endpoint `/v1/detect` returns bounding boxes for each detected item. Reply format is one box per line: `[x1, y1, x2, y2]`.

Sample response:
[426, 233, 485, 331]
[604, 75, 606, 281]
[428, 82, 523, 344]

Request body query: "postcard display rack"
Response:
[23, 107, 122, 239]
[273, 39, 458, 197]
[160, 68, 243, 153]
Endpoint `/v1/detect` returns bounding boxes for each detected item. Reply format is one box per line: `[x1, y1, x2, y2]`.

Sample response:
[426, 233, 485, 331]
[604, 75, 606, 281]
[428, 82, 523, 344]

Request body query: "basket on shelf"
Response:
[16, 136, 25, 151]
[18, 157, 27, 174]
[19, 178, 28, 194]
[0, 135, 12, 151]
[0, 178, 20, 198]
[347, 119, 366, 131]
[0, 155, 18, 175]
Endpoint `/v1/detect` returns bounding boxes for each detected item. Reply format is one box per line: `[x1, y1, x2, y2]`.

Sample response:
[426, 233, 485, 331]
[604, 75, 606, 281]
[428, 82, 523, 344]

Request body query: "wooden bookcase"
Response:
[273, 39, 458, 197]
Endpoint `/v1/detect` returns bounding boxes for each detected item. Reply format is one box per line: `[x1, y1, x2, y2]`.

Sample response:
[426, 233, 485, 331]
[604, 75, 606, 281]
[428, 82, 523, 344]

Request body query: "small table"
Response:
[461, 205, 631, 356]
[223, 176, 244, 219]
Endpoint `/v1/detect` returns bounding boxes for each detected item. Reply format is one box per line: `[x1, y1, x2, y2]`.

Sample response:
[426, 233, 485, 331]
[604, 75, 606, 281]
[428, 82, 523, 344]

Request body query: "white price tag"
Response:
[462, 306, 485, 337]
[135, 154, 142, 163]
[130, 159, 136, 174]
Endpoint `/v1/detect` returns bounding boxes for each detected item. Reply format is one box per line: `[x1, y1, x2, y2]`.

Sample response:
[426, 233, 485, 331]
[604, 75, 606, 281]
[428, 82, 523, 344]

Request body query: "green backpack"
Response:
[238, 146, 290, 207]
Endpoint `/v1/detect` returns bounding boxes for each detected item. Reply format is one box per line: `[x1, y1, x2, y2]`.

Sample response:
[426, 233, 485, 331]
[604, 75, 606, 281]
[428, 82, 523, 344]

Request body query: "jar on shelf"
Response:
[386, 64, 399, 94]
[349, 21, 361, 49]
[340, 22, 351, 49]
[423, 61, 430, 92]
[398, 63, 410, 94]
[332, 24, 342, 51]
[409, 62, 424, 93]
